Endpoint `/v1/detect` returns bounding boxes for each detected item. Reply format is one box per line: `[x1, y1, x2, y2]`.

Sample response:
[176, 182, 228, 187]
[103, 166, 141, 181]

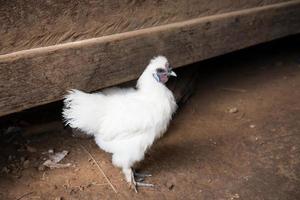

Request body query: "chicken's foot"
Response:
[129, 168, 154, 192]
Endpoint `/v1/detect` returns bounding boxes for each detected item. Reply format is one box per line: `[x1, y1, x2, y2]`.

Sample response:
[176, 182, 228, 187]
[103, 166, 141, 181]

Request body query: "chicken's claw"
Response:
[136, 182, 154, 187]
[129, 169, 154, 192]
[134, 171, 152, 178]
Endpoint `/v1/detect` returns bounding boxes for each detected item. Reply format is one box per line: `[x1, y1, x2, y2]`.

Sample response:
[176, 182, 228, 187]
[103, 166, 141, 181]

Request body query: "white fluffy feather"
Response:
[63, 56, 177, 183]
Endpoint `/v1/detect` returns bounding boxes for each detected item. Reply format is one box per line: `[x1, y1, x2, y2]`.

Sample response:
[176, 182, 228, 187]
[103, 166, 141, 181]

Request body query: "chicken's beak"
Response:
[169, 70, 177, 77]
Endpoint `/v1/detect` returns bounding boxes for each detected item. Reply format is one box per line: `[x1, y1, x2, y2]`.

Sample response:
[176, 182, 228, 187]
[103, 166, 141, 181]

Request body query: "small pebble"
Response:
[15, 174, 22, 179]
[23, 160, 30, 169]
[20, 157, 25, 163]
[249, 124, 256, 128]
[230, 193, 240, 199]
[26, 145, 37, 153]
[166, 181, 174, 190]
[228, 107, 238, 113]
[48, 149, 54, 154]
[38, 165, 46, 171]
[86, 183, 93, 188]
[1, 166, 10, 174]
[8, 155, 14, 161]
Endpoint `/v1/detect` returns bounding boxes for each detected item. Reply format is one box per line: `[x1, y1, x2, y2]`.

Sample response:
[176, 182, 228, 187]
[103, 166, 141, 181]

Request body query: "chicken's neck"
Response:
[136, 71, 169, 95]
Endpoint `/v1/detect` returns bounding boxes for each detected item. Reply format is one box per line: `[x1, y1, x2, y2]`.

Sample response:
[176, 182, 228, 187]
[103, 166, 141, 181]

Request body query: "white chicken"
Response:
[63, 56, 177, 191]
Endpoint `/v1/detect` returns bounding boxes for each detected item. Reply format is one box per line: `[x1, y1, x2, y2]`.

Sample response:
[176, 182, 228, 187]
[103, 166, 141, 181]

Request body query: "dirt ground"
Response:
[0, 36, 300, 200]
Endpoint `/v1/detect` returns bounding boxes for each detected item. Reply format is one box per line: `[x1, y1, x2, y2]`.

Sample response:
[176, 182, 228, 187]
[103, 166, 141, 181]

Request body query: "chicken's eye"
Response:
[156, 68, 166, 73]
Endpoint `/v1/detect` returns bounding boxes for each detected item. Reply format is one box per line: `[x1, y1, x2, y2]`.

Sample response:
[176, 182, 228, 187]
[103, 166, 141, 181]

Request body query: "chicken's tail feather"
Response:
[63, 89, 102, 136]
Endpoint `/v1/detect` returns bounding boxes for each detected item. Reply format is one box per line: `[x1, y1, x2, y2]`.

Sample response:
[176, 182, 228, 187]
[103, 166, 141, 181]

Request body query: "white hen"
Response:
[63, 56, 177, 191]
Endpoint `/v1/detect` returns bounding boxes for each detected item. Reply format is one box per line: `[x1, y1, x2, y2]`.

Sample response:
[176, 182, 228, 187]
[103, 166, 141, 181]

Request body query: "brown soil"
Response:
[0, 36, 300, 200]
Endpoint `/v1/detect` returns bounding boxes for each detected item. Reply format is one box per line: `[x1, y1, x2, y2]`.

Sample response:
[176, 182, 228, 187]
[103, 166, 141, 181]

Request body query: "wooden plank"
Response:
[0, 0, 291, 55]
[1, 1, 300, 117]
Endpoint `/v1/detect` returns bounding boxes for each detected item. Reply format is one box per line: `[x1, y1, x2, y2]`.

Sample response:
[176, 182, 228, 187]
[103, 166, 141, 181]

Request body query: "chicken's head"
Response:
[149, 56, 177, 84]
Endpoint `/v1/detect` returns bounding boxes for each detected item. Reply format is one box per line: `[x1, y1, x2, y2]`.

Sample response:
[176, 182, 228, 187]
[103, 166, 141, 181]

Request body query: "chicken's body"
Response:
[63, 56, 177, 190]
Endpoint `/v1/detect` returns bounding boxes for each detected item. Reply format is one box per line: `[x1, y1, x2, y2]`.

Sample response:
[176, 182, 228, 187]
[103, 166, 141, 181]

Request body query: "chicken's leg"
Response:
[123, 168, 154, 192]
[133, 169, 154, 191]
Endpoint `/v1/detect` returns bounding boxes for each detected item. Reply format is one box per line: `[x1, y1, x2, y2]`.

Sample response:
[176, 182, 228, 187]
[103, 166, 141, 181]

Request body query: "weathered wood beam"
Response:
[1, 1, 300, 116]
[0, 0, 289, 54]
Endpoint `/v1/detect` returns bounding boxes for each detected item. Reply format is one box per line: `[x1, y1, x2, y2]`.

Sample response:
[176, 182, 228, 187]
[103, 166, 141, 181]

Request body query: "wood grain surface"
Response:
[0, 0, 291, 55]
